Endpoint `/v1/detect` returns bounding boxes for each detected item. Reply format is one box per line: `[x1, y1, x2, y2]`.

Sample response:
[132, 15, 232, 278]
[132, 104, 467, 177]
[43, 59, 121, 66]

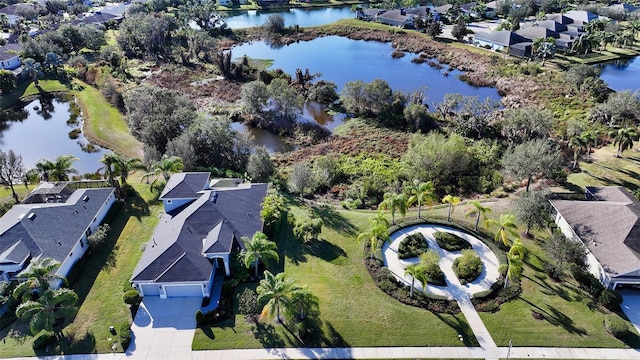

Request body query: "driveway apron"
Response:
[127, 297, 201, 359]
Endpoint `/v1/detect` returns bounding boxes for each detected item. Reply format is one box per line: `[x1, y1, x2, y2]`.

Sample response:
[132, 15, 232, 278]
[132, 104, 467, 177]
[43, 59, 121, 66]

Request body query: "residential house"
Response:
[357, 9, 385, 21]
[0, 181, 115, 285]
[563, 10, 601, 26]
[377, 10, 414, 28]
[550, 186, 640, 289]
[0, 43, 22, 70]
[73, 11, 120, 26]
[607, 3, 639, 15]
[473, 30, 530, 55]
[130, 173, 268, 298]
[0, 4, 35, 26]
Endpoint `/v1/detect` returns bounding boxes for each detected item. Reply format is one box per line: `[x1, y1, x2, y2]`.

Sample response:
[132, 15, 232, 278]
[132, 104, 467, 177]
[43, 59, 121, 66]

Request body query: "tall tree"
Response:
[379, 192, 408, 225]
[406, 180, 437, 219]
[257, 270, 293, 323]
[50, 155, 79, 181]
[610, 127, 637, 158]
[16, 288, 78, 334]
[116, 157, 146, 184]
[13, 258, 64, 302]
[499, 254, 523, 288]
[441, 194, 461, 222]
[533, 37, 556, 66]
[502, 139, 562, 192]
[243, 232, 279, 277]
[247, 146, 274, 183]
[0, 150, 25, 203]
[143, 155, 184, 182]
[579, 130, 597, 163]
[288, 285, 319, 320]
[357, 213, 390, 259]
[288, 161, 315, 198]
[404, 263, 428, 298]
[465, 200, 491, 231]
[486, 214, 519, 247]
[513, 189, 551, 236]
[293, 215, 324, 244]
[569, 135, 585, 169]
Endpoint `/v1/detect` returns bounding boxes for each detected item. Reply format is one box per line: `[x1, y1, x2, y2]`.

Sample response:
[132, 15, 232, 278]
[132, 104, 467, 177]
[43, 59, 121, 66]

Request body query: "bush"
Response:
[122, 290, 141, 306]
[573, 268, 604, 296]
[32, 330, 56, 350]
[453, 249, 483, 285]
[599, 290, 623, 311]
[604, 315, 629, 339]
[119, 322, 132, 350]
[397, 233, 428, 259]
[434, 231, 471, 252]
[237, 288, 260, 315]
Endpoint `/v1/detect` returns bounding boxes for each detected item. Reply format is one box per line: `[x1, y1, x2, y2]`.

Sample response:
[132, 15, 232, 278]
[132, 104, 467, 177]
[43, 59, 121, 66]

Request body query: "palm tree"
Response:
[486, 213, 519, 247]
[357, 216, 390, 259]
[610, 127, 637, 158]
[256, 270, 294, 323]
[31, 159, 55, 182]
[406, 180, 437, 219]
[378, 192, 408, 225]
[243, 231, 279, 277]
[16, 288, 78, 334]
[508, 238, 527, 260]
[100, 153, 119, 187]
[404, 263, 428, 298]
[48, 155, 79, 181]
[117, 157, 146, 184]
[142, 155, 184, 182]
[465, 200, 491, 231]
[569, 135, 585, 169]
[13, 258, 64, 301]
[288, 285, 318, 320]
[580, 130, 597, 163]
[499, 254, 523, 289]
[533, 37, 556, 66]
[441, 194, 461, 222]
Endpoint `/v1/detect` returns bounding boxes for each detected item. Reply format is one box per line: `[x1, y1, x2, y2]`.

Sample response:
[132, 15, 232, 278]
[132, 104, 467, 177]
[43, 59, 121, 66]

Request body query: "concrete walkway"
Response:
[383, 224, 501, 357]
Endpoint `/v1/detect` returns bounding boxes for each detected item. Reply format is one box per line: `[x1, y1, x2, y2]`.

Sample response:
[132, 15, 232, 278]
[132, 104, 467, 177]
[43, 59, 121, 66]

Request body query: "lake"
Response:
[0, 97, 109, 176]
[599, 56, 640, 93]
[224, 6, 354, 29]
[231, 36, 501, 151]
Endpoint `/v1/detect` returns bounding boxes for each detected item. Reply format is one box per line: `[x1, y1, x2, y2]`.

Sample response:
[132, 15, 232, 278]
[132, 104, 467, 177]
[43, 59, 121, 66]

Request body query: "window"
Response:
[167, 199, 172, 204]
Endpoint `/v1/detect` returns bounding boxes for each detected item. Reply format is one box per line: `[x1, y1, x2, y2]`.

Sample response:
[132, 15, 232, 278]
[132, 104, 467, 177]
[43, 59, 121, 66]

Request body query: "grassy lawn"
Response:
[0, 79, 70, 109]
[193, 204, 477, 349]
[565, 145, 640, 192]
[72, 79, 144, 159]
[0, 181, 159, 356]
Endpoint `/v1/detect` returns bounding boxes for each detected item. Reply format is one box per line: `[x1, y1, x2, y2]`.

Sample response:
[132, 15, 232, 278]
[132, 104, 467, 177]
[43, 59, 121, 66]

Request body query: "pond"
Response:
[0, 97, 109, 176]
[599, 56, 640, 93]
[224, 6, 354, 29]
[231, 36, 502, 152]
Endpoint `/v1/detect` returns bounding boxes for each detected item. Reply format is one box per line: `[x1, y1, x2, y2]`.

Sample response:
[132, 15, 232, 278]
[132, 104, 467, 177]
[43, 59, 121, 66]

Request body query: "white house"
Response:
[550, 186, 640, 289]
[0, 43, 22, 71]
[0, 181, 115, 286]
[131, 173, 268, 298]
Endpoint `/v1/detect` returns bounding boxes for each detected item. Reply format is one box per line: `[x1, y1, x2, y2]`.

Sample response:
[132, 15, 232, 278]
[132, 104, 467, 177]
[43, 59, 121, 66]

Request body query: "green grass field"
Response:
[566, 145, 640, 192]
[0, 79, 70, 109]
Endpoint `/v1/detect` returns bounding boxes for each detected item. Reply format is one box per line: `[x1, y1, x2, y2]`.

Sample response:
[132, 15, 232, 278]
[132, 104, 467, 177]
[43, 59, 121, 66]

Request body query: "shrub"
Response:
[32, 330, 56, 350]
[122, 290, 141, 306]
[237, 288, 259, 315]
[434, 231, 471, 252]
[599, 290, 623, 311]
[604, 315, 628, 339]
[572, 268, 604, 296]
[397, 233, 428, 259]
[119, 322, 132, 350]
[453, 249, 483, 285]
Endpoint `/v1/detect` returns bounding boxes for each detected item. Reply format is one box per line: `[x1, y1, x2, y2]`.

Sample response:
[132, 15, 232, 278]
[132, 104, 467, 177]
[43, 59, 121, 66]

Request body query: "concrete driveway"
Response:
[620, 289, 640, 335]
[126, 297, 202, 359]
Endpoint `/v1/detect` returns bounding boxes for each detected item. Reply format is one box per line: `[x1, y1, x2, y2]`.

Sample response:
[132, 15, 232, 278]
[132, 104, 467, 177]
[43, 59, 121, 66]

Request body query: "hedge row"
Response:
[434, 231, 471, 252]
[398, 233, 428, 259]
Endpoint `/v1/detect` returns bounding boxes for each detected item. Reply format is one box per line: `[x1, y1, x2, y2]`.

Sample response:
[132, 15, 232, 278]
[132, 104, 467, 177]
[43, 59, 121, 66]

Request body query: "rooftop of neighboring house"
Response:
[0, 43, 22, 61]
[550, 186, 640, 278]
[473, 30, 529, 46]
[160, 172, 211, 200]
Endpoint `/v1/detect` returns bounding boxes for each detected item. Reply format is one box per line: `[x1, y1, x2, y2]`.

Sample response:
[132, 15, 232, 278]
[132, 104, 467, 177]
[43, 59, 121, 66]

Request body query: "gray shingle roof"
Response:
[474, 30, 529, 46]
[131, 182, 268, 283]
[0, 186, 114, 269]
[522, 20, 568, 33]
[516, 27, 560, 41]
[0, 44, 22, 61]
[550, 187, 640, 277]
[160, 172, 210, 199]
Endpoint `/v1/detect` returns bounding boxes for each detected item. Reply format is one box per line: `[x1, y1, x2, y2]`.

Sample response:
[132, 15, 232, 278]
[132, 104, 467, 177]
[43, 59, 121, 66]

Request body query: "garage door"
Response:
[164, 284, 203, 297]
[140, 284, 160, 296]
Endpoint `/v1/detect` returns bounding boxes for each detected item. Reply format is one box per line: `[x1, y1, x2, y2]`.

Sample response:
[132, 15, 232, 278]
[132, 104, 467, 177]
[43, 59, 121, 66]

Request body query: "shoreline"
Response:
[217, 0, 362, 13]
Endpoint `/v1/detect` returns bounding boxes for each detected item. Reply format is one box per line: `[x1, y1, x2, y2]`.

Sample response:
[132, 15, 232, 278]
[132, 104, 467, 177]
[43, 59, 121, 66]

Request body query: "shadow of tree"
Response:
[523, 274, 574, 302]
[433, 312, 479, 347]
[57, 330, 97, 355]
[304, 239, 347, 263]
[310, 205, 358, 237]
[325, 321, 349, 347]
[251, 322, 285, 348]
[520, 297, 587, 335]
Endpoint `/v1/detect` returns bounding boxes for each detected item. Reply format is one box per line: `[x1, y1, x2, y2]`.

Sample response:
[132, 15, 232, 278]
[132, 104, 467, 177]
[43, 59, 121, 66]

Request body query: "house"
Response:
[377, 10, 414, 28]
[550, 186, 640, 289]
[73, 11, 120, 26]
[563, 10, 600, 26]
[521, 20, 568, 33]
[0, 43, 22, 70]
[0, 4, 35, 26]
[0, 181, 115, 285]
[473, 30, 529, 52]
[130, 173, 268, 298]
[516, 27, 560, 42]
[357, 9, 385, 21]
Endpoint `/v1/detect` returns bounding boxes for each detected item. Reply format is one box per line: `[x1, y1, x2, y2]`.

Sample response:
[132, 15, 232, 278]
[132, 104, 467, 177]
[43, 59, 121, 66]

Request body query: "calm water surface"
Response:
[0, 97, 109, 175]
[224, 7, 354, 29]
[599, 56, 640, 92]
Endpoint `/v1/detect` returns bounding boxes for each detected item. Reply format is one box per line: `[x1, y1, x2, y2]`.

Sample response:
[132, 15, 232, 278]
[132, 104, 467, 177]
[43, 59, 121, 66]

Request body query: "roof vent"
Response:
[210, 192, 218, 204]
[27, 213, 36, 221]
[82, 195, 89, 202]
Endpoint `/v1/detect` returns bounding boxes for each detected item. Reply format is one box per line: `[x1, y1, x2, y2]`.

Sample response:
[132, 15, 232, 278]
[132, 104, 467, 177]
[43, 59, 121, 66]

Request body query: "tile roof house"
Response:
[131, 173, 268, 298]
[0, 181, 116, 285]
[550, 186, 640, 289]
